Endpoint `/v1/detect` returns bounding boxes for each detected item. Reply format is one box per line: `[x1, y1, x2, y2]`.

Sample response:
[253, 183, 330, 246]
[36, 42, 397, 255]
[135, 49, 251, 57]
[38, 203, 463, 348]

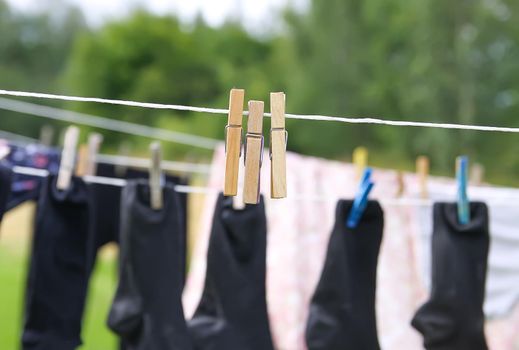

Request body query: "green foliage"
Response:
[0, 0, 519, 183]
[63, 13, 284, 159]
[284, 0, 519, 182]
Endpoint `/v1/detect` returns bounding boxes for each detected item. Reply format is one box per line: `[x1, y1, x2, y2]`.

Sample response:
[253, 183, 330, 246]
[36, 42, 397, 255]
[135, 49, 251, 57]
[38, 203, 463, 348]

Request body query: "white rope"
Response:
[96, 154, 211, 174]
[10, 166, 518, 206]
[2, 89, 519, 133]
[0, 97, 220, 149]
[0, 130, 38, 144]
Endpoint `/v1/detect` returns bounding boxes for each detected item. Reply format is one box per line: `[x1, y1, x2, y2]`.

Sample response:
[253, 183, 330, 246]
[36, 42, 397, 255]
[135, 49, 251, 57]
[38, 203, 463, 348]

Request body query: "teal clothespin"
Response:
[456, 156, 470, 225]
[346, 168, 375, 229]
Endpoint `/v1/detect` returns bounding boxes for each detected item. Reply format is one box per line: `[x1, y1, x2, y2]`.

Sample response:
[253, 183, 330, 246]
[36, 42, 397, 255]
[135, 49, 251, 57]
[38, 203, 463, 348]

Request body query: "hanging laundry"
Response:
[183, 145, 423, 350]
[188, 194, 275, 350]
[306, 200, 383, 350]
[2, 143, 60, 210]
[107, 180, 192, 350]
[412, 202, 490, 350]
[185, 145, 519, 350]
[0, 163, 13, 228]
[22, 175, 95, 350]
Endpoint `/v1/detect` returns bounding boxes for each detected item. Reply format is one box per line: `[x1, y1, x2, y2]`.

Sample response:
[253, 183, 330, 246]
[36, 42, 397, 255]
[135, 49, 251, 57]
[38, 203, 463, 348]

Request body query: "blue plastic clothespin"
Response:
[346, 168, 375, 229]
[456, 156, 470, 225]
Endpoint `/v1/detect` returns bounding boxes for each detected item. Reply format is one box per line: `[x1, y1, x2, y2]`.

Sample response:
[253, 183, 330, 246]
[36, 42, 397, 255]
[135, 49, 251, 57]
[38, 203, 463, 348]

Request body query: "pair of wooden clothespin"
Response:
[456, 156, 470, 225]
[347, 167, 375, 228]
[76, 133, 103, 177]
[224, 89, 287, 205]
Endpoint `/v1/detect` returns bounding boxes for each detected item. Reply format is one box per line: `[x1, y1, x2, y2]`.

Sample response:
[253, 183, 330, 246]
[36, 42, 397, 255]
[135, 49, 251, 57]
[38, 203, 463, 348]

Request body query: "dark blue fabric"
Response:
[3, 144, 60, 210]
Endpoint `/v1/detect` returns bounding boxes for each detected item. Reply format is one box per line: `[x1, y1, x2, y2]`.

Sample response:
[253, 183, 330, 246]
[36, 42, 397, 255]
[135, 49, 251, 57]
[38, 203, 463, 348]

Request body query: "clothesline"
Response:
[96, 154, 211, 174]
[0, 97, 220, 150]
[0, 128, 213, 174]
[11, 165, 517, 206]
[2, 89, 519, 133]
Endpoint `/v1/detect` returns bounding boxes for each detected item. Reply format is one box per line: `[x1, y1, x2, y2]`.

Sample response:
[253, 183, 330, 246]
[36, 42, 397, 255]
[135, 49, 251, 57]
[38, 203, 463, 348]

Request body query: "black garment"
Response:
[94, 163, 188, 282]
[411, 202, 490, 350]
[22, 176, 95, 350]
[306, 200, 383, 350]
[188, 194, 274, 350]
[0, 164, 13, 227]
[107, 181, 192, 350]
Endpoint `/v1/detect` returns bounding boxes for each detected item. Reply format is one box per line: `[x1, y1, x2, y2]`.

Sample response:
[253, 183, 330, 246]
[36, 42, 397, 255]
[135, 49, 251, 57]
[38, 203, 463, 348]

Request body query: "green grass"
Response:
[0, 245, 118, 349]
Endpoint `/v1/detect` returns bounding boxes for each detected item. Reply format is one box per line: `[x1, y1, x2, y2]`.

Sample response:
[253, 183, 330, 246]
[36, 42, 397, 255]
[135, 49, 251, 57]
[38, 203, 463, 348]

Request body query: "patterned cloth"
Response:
[183, 144, 519, 350]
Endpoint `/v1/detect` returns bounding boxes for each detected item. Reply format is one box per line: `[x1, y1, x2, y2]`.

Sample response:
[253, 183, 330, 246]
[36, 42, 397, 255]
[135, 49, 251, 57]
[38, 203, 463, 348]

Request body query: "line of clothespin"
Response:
[346, 167, 375, 229]
[457, 156, 470, 225]
[243, 101, 264, 205]
[57, 126, 79, 190]
[224, 89, 245, 196]
[416, 156, 429, 199]
[270, 92, 287, 199]
[149, 141, 163, 210]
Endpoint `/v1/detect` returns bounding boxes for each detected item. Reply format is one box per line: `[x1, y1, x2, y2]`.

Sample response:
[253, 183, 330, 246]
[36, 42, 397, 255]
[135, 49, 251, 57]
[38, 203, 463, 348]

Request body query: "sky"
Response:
[6, 0, 307, 31]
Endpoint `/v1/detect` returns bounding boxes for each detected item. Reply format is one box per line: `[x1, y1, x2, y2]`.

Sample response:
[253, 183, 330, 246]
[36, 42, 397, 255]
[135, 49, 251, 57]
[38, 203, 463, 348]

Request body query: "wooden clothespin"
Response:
[57, 126, 80, 190]
[115, 142, 131, 177]
[85, 133, 103, 176]
[396, 171, 405, 198]
[224, 88, 245, 196]
[75, 133, 102, 176]
[456, 156, 470, 224]
[470, 163, 485, 186]
[39, 125, 55, 147]
[75, 144, 89, 176]
[270, 92, 287, 199]
[149, 141, 163, 210]
[243, 101, 264, 205]
[353, 146, 368, 180]
[416, 156, 429, 199]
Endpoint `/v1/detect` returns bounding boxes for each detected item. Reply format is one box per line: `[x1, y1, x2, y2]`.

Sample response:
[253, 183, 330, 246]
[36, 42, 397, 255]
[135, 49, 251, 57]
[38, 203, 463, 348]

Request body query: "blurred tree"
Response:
[284, 0, 519, 182]
[0, 0, 86, 139]
[63, 11, 284, 158]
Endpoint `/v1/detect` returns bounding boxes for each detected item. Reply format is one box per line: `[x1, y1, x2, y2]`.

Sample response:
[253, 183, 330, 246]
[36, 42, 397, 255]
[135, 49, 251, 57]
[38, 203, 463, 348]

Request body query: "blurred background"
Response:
[1, 0, 519, 348]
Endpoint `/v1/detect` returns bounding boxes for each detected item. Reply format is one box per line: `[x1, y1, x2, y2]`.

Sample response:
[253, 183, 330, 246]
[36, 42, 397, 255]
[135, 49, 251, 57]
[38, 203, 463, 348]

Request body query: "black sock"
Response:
[107, 180, 192, 350]
[22, 176, 95, 350]
[94, 163, 189, 283]
[0, 164, 13, 228]
[411, 202, 489, 350]
[306, 200, 383, 350]
[188, 194, 274, 350]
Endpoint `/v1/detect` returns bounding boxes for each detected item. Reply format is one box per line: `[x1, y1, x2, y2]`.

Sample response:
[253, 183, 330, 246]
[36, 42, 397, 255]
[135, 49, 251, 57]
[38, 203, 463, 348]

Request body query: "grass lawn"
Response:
[0, 203, 118, 349]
